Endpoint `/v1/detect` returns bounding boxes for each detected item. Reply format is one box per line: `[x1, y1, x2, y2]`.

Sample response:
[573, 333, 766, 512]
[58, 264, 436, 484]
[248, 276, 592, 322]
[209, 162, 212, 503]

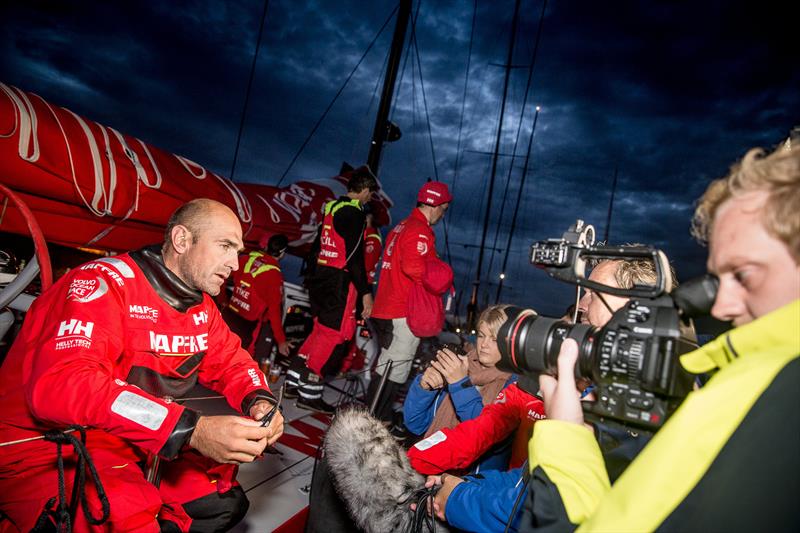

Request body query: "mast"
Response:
[495, 106, 540, 303]
[466, 0, 522, 330]
[603, 165, 618, 243]
[366, 0, 412, 176]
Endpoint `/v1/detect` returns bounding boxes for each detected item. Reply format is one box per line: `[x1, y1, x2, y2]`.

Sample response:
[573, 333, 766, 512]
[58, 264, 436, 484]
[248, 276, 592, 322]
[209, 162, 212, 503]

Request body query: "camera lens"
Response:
[496, 310, 594, 377]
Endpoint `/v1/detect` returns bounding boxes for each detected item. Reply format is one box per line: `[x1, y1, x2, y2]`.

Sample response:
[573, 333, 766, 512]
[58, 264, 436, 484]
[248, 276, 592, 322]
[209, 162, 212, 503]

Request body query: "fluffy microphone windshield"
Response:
[323, 407, 449, 532]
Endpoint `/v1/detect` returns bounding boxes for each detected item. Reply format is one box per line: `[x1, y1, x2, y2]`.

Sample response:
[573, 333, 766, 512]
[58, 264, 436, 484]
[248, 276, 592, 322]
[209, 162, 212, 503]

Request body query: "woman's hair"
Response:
[477, 304, 512, 338]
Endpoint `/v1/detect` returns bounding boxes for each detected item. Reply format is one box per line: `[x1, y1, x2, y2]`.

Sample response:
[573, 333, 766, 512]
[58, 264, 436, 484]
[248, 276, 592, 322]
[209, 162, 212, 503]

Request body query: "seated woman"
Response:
[403, 304, 517, 472]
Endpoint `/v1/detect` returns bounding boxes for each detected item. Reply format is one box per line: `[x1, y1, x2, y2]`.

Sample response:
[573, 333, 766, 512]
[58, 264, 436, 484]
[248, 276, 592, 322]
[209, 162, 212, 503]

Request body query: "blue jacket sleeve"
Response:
[403, 374, 440, 435]
[447, 376, 484, 422]
[445, 467, 526, 533]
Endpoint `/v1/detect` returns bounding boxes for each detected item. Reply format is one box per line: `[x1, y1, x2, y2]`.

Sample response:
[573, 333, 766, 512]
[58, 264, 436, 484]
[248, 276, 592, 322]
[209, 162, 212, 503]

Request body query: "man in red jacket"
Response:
[367, 181, 452, 423]
[0, 199, 283, 532]
[223, 234, 291, 360]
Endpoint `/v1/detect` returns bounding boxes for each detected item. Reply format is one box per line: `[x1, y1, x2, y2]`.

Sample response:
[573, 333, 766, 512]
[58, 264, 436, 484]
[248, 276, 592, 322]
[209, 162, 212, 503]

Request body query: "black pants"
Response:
[159, 486, 249, 533]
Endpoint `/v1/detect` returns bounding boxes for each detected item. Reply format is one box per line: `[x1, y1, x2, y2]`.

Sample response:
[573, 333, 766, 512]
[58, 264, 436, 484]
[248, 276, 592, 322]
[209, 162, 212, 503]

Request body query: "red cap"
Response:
[417, 181, 452, 206]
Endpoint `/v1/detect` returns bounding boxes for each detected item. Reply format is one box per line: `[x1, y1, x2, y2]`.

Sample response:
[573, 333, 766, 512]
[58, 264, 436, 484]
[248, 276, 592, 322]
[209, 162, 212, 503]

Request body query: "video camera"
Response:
[496, 220, 718, 431]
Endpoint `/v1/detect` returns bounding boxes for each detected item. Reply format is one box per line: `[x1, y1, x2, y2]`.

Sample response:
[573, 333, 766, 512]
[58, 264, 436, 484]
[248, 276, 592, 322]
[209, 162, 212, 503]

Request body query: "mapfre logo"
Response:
[527, 408, 546, 421]
[129, 304, 159, 323]
[80, 258, 134, 287]
[67, 277, 108, 303]
[54, 319, 95, 350]
[149, 331, 208, 354]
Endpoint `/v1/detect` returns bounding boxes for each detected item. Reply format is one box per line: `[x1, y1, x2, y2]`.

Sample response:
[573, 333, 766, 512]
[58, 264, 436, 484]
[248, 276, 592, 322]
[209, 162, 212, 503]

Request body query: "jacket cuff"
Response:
[447, 376, 473, 391]
[159, 407, 200, 460]
[241, 389, 277, 415]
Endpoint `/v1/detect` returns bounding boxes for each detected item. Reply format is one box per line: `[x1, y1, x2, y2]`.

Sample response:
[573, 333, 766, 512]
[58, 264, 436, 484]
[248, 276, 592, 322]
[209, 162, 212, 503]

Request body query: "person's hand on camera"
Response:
[538, 338, 587, 427]
[431, 348, 468, 385]
[420, 365, 445, 390]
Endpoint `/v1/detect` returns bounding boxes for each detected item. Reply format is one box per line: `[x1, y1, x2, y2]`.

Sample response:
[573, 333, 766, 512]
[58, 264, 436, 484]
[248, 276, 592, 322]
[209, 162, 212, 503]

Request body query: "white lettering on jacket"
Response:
[149, 331, 209, 354]
[67, 277, 108, 303]
[129, 304, 159, 322]
[54, 319, 95, 350]
[192, 311, 208, 325]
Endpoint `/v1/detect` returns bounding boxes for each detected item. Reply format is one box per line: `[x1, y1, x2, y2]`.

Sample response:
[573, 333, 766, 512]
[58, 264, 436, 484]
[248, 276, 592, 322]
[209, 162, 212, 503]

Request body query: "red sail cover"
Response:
[0, 83, 393, 254]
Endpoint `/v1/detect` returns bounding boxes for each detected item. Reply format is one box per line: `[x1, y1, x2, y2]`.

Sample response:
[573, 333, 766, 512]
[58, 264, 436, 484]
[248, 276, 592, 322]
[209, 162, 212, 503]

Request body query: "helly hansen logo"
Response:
[193, 311, 208, 325]
[149, 331, 208, 354]
[54, 319, 94, 350]
[58, 319, 94, 338]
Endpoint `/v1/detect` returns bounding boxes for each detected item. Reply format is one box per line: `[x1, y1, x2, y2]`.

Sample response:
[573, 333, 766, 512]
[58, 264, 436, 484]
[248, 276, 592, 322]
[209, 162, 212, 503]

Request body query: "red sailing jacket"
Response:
[364, 227, 382, 285]
[227, 251, 286, 344]
[0, 248, 275, 475]
[372, 208, 434, 319]
[406, 383, 546, 474]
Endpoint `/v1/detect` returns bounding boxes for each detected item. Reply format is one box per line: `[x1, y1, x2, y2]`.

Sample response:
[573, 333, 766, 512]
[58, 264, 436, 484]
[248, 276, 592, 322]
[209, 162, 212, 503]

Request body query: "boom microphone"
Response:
[323, 407, 449, 532]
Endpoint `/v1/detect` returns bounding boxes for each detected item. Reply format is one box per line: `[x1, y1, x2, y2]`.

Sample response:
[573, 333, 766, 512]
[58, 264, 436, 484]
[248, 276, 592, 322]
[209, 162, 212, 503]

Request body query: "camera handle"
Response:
[573, 246, 671, 298]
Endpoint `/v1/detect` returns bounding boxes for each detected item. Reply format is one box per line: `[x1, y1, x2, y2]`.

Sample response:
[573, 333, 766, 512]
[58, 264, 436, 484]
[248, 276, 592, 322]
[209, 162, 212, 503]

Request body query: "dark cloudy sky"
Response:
[1, 0, 797, 317]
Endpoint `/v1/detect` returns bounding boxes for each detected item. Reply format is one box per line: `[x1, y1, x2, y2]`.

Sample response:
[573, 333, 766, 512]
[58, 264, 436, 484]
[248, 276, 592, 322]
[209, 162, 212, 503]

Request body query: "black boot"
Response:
[296, 369, 335, 415]
[284, 355, 307, 399]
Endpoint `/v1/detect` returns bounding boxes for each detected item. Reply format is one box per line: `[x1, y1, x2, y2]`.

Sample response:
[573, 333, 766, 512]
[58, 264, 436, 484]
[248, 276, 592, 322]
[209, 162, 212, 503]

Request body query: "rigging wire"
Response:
[409, 7, 454, 265]
[486, 0, 548, 282]
[495, 106, 540, 303]
[276, 3, 399, 187]
[449, 0, 478, 204]
[230, 0, 270, 182]
[468, 0, 522, 327]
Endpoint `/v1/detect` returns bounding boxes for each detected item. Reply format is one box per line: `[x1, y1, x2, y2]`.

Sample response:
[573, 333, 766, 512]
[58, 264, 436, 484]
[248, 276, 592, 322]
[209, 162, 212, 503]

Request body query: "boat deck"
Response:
[183, 375, 360, 532]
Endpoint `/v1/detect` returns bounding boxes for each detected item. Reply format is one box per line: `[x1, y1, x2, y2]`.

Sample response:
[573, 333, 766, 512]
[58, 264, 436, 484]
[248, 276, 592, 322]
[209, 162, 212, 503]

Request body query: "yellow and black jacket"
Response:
[521, 299, 800, 532]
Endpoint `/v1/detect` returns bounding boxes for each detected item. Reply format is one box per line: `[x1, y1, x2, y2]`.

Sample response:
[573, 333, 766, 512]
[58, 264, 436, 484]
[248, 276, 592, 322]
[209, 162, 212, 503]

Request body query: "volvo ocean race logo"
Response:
[67, 277, 109, 303]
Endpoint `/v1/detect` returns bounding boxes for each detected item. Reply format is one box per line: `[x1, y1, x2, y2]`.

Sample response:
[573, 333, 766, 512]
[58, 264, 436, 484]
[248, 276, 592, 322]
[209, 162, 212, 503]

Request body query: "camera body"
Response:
[497, 221, 716, 431]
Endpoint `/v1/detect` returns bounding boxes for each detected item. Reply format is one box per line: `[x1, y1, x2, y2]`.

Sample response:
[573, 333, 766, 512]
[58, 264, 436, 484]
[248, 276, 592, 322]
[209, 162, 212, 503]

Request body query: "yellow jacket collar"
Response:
[680, 299, 800, 374]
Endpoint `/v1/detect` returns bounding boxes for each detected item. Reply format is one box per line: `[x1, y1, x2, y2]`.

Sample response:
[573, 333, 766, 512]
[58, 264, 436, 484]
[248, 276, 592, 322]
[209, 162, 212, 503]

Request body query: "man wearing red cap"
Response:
[367, 181, 452, 423]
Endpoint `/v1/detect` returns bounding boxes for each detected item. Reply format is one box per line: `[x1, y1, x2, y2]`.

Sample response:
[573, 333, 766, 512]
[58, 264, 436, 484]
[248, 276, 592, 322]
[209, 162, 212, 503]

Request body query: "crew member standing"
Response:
[223, 234, 290, 360]
[367, 181, 452, 423]
[286, 168, 379, 414]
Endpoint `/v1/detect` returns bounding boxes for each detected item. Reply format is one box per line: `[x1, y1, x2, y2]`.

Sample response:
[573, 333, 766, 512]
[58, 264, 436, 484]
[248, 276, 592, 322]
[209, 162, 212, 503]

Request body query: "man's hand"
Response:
[361, 293, 373, 319]
[409, 474, 463, 521]
[189, 415, 271, 464]
[420, 365, 445, 391]
[249, 399, 285, 446]
[277, 341, 291, 356]
[433, 473, 464, 521]
[538, 338, 586, 426]
[431, 348, 468, 385]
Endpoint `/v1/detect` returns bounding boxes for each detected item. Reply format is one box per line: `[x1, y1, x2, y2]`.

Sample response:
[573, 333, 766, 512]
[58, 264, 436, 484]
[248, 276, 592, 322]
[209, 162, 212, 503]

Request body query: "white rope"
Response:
[0, 82, 40, 162]
[175, 154, 207, 180]
[257, 193, 282, 224]
[65, 108, 109, 216]
[135, 138, 162, 188]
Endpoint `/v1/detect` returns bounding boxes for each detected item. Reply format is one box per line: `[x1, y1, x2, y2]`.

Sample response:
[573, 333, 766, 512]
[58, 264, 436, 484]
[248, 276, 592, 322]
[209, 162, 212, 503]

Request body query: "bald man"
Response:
[0, 199, 283, 532]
